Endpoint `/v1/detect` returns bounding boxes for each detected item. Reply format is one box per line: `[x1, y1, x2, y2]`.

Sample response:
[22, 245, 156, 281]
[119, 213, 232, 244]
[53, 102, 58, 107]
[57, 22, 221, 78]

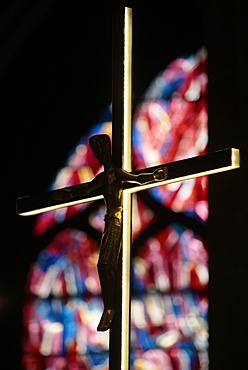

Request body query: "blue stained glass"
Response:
[26, 229, 101, 298]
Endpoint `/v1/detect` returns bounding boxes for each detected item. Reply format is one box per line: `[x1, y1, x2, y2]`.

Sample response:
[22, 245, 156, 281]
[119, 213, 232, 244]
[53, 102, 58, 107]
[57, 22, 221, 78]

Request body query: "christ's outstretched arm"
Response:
[52, 173, 104, 201]
[117, 166, 168, 185]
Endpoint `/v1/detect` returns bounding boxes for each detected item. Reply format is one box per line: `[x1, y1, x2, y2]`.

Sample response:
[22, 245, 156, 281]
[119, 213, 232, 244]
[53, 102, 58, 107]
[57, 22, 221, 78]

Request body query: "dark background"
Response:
[1, 0, 247, 369]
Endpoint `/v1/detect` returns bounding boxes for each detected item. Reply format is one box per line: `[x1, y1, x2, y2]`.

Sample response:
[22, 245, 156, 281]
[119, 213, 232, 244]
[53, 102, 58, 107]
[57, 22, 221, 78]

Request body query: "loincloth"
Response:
[98, 207, 123, 269]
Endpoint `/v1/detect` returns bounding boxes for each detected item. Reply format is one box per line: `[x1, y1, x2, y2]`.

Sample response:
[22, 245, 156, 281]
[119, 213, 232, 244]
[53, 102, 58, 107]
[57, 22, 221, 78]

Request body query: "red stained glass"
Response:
[133, 49, 208, 223]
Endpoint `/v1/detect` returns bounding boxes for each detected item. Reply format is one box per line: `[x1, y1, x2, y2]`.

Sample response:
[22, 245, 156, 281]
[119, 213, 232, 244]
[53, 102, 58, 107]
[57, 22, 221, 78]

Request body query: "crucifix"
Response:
[17, 7, 240, 370]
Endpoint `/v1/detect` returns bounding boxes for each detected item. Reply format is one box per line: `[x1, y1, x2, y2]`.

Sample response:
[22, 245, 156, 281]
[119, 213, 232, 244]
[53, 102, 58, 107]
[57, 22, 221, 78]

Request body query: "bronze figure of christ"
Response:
[88, 134, 168, 331]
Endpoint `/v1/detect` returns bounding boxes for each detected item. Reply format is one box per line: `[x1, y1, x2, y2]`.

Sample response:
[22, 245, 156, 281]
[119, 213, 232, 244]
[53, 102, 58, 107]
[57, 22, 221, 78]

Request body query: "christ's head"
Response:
[89, 134, 112, 165]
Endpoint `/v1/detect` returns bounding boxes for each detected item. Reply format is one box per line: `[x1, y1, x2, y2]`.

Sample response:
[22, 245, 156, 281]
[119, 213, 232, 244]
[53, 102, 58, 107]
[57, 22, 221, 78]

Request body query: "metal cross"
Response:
[17, 7, 240, 370]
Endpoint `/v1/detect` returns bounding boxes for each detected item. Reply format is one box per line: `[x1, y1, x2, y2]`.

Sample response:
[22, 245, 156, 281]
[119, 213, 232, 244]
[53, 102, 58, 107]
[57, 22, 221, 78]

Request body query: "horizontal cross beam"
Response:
[17, 147, 240, 216]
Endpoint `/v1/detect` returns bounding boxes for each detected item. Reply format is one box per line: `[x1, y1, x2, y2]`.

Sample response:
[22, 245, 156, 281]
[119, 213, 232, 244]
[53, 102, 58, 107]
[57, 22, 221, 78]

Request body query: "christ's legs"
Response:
[96, 215, 122, 331]
[97, 262, 116, 331]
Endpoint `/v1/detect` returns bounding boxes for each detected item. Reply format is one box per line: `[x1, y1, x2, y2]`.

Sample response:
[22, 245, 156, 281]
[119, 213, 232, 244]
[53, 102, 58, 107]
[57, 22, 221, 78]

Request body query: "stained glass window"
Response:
[23, 48, 208, 370]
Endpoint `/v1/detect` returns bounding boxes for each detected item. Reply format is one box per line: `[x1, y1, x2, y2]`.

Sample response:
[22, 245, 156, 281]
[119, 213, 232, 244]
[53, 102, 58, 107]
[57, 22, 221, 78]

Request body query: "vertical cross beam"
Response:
[110, 7, 132, 370]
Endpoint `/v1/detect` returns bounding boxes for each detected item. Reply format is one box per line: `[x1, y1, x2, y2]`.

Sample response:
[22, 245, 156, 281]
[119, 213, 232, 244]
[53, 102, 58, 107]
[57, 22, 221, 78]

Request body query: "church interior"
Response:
[1, 0, 248, 369]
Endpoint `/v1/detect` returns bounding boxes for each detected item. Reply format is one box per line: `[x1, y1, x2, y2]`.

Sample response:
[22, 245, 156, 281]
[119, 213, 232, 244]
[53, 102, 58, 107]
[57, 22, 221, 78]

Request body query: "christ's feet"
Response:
[97, 308, 115, 331]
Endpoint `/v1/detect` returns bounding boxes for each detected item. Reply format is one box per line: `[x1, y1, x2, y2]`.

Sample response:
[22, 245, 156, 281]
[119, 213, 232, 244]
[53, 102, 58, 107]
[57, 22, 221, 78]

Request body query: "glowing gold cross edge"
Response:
[121, 7, 132, 370]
